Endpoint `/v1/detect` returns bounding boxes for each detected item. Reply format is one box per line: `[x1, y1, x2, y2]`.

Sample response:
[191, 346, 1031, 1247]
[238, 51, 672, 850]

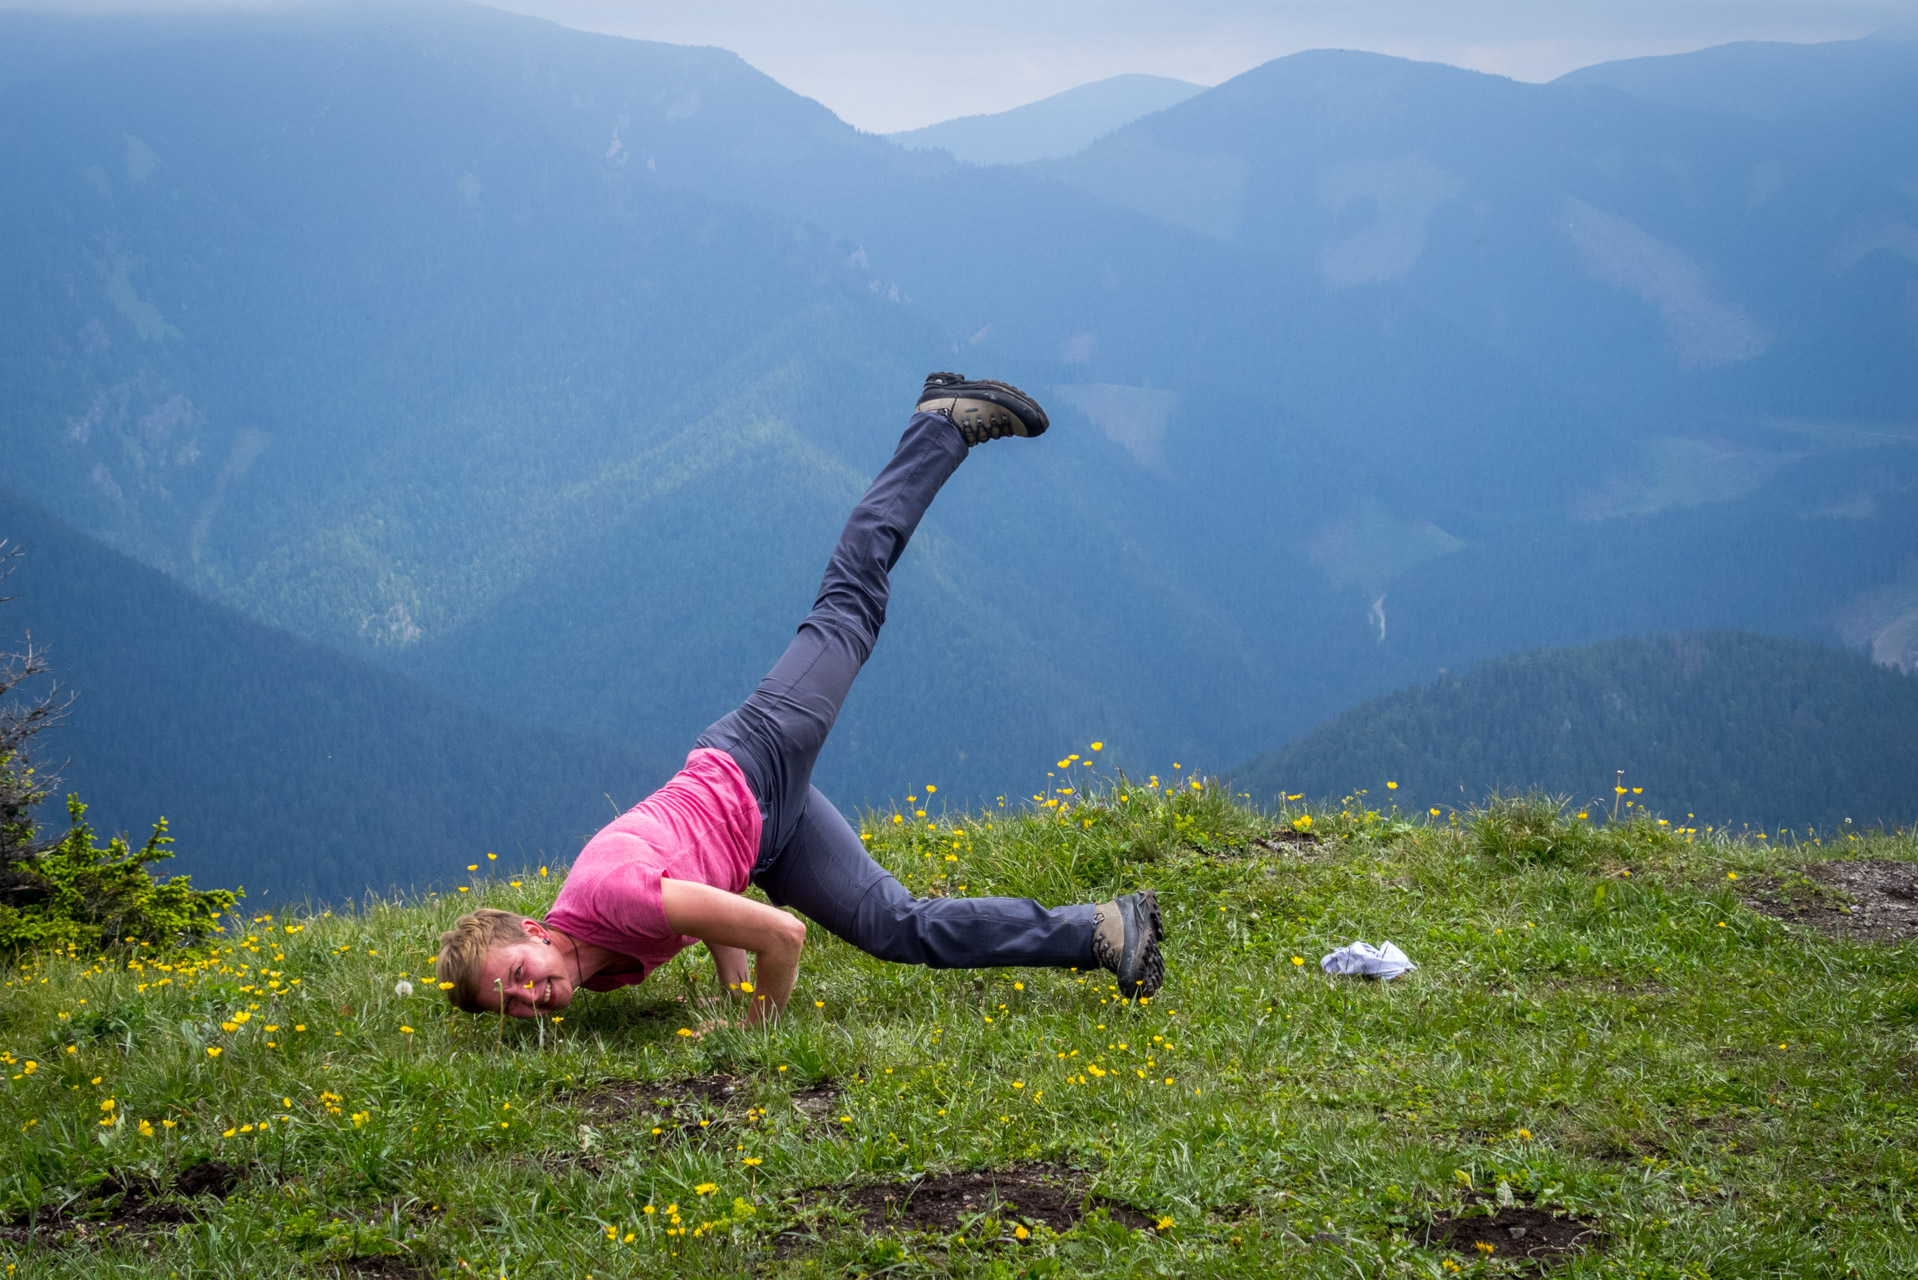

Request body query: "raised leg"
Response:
[695, 411, 966, 861]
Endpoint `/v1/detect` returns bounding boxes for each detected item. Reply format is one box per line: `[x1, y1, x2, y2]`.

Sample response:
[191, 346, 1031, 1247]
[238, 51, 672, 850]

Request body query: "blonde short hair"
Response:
[436, 908, 535, 1013]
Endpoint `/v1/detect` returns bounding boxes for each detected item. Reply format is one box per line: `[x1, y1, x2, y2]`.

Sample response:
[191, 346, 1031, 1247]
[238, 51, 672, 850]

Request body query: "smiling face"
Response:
[473, 921, 577, 1018]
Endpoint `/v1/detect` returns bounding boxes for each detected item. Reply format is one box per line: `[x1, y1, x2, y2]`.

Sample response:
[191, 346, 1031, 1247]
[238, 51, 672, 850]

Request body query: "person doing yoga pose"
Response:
[435, 375, 1165, 1024]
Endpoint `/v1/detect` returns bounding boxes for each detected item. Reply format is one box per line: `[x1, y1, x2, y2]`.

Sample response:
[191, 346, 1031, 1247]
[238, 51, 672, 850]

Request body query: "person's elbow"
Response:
[765, 913, 806, 963]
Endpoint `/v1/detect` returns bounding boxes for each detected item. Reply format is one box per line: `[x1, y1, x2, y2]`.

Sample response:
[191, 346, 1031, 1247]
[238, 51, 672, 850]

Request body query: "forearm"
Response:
[742, 934, 799, 1026]
[661, 877, 806, 1026]
[710, 943, 751, 992]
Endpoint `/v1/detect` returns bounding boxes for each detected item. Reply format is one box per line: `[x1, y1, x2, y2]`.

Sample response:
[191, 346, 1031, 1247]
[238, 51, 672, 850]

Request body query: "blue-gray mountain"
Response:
[0, 493, 664, 903]
[1230, 631, 1918, 831]
[1, 3, 1913, 894]
[886, 74, 1204, 165]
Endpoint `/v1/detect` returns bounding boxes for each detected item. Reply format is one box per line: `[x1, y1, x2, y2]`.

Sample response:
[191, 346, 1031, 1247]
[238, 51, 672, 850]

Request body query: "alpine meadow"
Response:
[0, 2, 1915, 1277]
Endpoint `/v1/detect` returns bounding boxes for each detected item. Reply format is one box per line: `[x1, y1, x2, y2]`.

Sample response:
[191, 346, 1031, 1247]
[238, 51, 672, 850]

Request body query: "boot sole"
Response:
[916, 380, 1049, 437]
[1120, 888, 1164, 999]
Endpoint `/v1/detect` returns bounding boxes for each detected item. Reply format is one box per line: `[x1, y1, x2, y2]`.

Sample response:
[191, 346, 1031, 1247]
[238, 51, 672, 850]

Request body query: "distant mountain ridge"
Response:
[886, 74, 1204, 164]
[1232, 631, 1918, 831]
[1555, 32, 1918, 120]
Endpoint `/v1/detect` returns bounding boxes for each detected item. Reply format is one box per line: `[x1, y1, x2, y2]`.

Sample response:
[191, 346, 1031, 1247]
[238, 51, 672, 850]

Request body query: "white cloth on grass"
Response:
[1320, 940, 1416, 980]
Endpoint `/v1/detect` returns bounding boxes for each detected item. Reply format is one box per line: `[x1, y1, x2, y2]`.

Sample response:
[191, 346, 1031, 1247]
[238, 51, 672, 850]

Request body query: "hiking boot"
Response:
[1091, 889, 1164, 999]
[917, 372, 1050, 445]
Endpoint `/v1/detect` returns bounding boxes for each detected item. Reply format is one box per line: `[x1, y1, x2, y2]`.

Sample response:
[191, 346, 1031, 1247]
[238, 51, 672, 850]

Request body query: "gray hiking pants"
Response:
[694, 411, 1095, 968]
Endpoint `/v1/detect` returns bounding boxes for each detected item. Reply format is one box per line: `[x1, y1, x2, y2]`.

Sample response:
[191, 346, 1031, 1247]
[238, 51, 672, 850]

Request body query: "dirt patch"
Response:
[570, 1073, 747, 1116]
[789, 1079, 843, 1121]
[1194, 829, 1323, 861]
[568, 1074, 749, 1140]
[1247, 831, 1324, 858]
[174, 1160, 243, 1199]
[333, 1256, 433, 1280]
[820, 1164, 1153, 1236]
[1422, 1201, 1600, 1267]
[1, 1160, 244, 1242]
[533, 1150, 609, 1177]
[566, 1074, 841, 1140]
[1746, 860, 1918, 942]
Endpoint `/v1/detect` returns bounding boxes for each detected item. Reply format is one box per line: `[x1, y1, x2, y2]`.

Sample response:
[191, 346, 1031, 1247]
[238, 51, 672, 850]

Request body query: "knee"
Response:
[855, 891, 934, 966]
[798, 610, 878, 664]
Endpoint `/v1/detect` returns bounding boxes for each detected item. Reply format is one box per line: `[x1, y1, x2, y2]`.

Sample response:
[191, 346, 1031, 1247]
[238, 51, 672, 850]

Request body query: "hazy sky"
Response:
[13, 0, 1918, 131]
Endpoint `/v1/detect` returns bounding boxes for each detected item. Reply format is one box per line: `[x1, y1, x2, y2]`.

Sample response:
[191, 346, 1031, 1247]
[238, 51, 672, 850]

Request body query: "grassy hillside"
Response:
[2, 776, 1915, 1277]
[1233, 631, 1918, 831]
[0, 492, 668, 903]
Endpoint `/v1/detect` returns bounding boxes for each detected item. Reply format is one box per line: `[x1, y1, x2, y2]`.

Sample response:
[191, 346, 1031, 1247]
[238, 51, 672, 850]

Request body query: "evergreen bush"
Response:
[0, 795, 236, 959]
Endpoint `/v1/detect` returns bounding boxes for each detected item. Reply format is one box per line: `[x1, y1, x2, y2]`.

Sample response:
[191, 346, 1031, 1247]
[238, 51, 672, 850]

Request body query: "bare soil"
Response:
[565, 1073, 842, 1140]
[1746, 859, 1918, 942]
[1, 1159, 243, 1242]
[1421, 1200, 1600, 1267]
[336, 1257, 434, 1280]
[789, 1079, 844, 1122]
[566, 1074, 748, 1141]
[531, 1150, 608, 1177]
[173, 1160, 242, 1199]
[816, 1164, 1153, 1235]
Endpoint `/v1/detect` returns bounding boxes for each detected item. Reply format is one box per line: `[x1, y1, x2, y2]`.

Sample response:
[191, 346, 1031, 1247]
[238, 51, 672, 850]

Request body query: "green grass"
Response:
[3, 770, 1915, 1279]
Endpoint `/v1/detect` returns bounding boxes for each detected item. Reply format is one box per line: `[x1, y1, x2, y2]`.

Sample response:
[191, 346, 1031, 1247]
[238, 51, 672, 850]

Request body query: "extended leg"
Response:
[755, 787, 1096, 969]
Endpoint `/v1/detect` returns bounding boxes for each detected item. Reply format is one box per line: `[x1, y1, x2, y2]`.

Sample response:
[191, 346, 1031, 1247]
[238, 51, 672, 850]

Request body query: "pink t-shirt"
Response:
[545, 748, 762, 988]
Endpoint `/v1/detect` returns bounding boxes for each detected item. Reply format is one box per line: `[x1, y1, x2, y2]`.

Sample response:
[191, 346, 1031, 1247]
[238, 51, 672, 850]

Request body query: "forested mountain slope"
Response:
[0, 493, 665, 901]
[1233, 631, 1918, 830]
[1, 3, 1913, 830]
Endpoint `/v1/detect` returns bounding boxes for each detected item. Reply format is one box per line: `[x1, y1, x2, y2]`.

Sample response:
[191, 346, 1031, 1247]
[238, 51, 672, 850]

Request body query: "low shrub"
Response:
[0, 795, 236, 960]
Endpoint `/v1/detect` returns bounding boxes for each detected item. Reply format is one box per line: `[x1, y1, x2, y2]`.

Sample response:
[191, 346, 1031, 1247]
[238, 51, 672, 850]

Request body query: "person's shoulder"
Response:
[569, 817, 661, 881]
